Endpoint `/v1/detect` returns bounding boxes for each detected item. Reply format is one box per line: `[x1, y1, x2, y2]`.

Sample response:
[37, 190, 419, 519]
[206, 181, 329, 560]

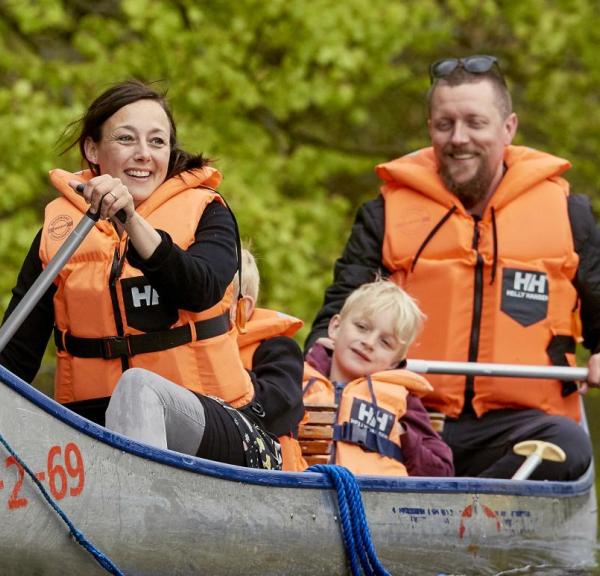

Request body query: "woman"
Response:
[0, 80, 281, 469]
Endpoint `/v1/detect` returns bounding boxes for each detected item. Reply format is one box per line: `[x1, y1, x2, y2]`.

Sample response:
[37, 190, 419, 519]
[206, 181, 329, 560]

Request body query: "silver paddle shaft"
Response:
[0, 213, 97, 355]
[406, 359, 588, 381]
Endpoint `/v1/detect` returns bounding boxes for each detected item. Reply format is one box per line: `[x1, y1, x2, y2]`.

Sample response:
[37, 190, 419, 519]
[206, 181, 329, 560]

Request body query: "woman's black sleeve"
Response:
[0, 230, 56, 382]
[127, 201, 238, 312]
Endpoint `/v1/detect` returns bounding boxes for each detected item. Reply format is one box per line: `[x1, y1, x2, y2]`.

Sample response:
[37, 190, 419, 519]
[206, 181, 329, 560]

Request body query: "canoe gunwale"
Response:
[0, 364, 594, 497]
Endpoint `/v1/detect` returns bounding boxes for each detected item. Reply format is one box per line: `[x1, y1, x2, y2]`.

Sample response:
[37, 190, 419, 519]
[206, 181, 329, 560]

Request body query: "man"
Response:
[305, 55, 600, 480]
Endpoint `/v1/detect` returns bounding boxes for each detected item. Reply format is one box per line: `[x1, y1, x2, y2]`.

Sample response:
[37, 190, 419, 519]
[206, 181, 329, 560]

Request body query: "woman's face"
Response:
[84, 99, 172, 206]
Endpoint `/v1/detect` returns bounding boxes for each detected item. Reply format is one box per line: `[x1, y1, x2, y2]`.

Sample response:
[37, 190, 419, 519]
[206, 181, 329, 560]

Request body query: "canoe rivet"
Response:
[312, 514, 316, 520]
[290, 513, 294, 519]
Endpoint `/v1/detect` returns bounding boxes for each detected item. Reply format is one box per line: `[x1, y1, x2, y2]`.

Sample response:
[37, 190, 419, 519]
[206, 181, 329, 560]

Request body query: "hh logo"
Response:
[121, 276, 177, 332]
[501, 268, 548, 327]
[350, 399, 394, 437]
[131, 285, 159, 308]
[512, 271, 547, 294]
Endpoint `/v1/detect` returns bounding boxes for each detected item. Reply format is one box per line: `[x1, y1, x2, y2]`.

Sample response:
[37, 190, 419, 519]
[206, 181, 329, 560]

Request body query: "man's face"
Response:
[428, 80, 517, 209]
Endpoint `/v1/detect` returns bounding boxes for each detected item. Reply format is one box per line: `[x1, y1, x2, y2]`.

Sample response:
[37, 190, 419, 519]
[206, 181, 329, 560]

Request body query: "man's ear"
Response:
[83, 137, 98, 165]
[503, 112, 518, 145]
[327, 315, 341, 342]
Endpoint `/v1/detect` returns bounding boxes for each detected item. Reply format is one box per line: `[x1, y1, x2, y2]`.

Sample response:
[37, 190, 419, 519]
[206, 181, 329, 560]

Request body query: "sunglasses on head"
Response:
[429, 55, 500, 83]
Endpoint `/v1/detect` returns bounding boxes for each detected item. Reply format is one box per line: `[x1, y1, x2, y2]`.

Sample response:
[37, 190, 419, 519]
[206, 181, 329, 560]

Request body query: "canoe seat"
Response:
[427, 411, 446, 434]
[298, 404, 336, 466]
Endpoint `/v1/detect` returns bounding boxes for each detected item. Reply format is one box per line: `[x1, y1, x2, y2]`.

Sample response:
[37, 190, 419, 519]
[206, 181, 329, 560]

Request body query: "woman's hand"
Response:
[70, 176, 160, 258]
[70, 175, 136, 224]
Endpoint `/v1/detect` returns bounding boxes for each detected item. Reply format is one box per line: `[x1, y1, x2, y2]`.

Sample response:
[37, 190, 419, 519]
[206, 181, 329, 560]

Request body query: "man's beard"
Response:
[439, 149, 494, 210]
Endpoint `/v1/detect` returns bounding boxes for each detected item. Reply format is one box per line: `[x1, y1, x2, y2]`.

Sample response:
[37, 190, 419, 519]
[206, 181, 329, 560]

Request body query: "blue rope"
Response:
[309, 464, 391, 576]
[0, 431, 125, 575]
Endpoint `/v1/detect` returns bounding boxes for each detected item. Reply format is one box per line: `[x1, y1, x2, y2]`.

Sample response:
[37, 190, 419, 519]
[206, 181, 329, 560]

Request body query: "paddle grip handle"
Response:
[76, 183, 127, 224]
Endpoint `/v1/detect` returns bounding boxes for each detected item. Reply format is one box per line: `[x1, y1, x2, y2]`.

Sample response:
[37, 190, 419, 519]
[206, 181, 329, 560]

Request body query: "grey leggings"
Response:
[105, 367, 206, 455]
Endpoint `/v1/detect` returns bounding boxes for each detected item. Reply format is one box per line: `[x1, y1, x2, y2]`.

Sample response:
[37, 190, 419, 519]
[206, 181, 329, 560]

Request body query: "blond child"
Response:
[303, 280, 453, 476]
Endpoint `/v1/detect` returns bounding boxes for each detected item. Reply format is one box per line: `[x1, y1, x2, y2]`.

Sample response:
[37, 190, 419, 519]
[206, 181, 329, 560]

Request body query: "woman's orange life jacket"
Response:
[40, 168, 253, 409]
[302, 363, 432, 476]
[237, 307, 307, 471]
[377, 146, 581, 421]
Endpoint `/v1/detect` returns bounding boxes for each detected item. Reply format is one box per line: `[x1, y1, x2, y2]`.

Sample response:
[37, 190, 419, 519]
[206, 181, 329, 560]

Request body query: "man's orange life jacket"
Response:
[377, 146, 581, 421]
[41, 168, 253, 409]
[237, 307, 307, 471]
[302, 364, 432, 476]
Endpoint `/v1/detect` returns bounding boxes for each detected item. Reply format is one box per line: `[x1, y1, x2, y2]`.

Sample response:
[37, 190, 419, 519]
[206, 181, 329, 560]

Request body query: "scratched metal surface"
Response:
[0, 365, 596, 575]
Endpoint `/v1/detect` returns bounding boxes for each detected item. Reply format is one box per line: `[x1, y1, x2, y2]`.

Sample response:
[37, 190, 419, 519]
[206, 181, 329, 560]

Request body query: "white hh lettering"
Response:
[375, 411, 391, 433]
[513, 272, 546, 294]
[131, 285, 159, 308]
[357, 402, 375, 426]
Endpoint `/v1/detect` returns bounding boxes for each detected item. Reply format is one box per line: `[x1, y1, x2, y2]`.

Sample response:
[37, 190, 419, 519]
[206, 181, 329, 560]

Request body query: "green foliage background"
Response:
[1, 0, 600, 393]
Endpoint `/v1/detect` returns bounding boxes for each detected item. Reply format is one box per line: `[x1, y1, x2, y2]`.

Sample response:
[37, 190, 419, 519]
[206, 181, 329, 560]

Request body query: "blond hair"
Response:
[232, 247, 260, 301]
[339, 281, 425, 358]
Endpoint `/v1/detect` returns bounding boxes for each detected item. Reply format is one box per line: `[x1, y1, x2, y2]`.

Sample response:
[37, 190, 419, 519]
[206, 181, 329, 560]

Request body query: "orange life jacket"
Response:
[237, 308, 307, 472]
[377, 146, 581, 420]
[41, 168, 253, 408]
[237, 308, 304, 367]
[302, 363, 432, 476]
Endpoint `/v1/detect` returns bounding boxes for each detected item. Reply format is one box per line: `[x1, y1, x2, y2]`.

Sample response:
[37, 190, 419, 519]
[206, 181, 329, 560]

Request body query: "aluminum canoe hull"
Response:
[0, 365, 596, 576]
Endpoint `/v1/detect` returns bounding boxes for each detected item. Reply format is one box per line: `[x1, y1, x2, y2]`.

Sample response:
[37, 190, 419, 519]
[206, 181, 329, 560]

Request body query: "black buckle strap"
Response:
[547, 335, 578, 397]
[54, 311, 230, 360]
[333, 422, 404, 463]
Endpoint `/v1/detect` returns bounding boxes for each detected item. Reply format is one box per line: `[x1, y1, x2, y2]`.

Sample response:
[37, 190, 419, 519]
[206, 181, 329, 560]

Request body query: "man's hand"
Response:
[581, 352, 600, 394]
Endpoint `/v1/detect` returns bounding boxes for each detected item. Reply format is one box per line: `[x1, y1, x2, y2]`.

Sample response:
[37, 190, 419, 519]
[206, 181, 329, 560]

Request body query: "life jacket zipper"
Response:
[108, 239, 129, 372]
[463, 217, 484, 414]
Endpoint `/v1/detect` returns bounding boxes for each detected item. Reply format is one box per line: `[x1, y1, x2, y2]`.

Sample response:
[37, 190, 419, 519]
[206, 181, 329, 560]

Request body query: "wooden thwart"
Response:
[299, 404, 337, 465]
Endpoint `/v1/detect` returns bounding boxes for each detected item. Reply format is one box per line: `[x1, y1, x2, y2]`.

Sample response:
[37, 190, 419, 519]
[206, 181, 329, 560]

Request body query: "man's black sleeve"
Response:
[304, 195, 388, 352]
[568, 194, 600, 352]
[0, 229, 56, 382]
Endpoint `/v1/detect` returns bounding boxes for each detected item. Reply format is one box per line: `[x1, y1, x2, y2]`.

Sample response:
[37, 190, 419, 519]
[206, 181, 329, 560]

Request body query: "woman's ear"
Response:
[83, 137, 98, 165]
[327, 315, 341, 342]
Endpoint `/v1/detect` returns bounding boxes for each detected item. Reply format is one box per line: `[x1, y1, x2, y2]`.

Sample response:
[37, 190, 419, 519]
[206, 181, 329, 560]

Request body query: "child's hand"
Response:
[314, 337, 335, 350]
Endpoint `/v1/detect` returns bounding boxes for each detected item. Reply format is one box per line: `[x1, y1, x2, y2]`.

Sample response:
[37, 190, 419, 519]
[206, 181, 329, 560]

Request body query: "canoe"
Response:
[0, 363, 596, 576]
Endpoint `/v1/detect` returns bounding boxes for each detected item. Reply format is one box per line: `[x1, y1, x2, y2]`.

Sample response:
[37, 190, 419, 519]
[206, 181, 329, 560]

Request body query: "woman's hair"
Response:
[62, 79, 207, 179]
[339, 280, 426, 359]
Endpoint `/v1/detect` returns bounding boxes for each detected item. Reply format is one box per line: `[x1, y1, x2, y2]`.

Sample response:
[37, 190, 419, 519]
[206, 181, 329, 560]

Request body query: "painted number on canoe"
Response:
[3, 442, 85, 509]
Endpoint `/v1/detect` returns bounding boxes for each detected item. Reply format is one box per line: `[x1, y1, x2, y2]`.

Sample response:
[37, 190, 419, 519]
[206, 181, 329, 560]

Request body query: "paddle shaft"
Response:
[406, 359, 588, 381]
[512, 453, 542, 481]
[0, 211, 99, 355]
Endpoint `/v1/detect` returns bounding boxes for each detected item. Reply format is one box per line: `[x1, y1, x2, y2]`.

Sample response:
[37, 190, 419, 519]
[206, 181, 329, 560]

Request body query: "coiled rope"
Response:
[308, 464, 390, 576]
[0, 431, 125, 575]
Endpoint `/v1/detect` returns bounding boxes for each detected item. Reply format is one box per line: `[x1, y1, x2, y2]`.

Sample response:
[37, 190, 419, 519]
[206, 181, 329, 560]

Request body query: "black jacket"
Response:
[243, 335, 305, 438]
